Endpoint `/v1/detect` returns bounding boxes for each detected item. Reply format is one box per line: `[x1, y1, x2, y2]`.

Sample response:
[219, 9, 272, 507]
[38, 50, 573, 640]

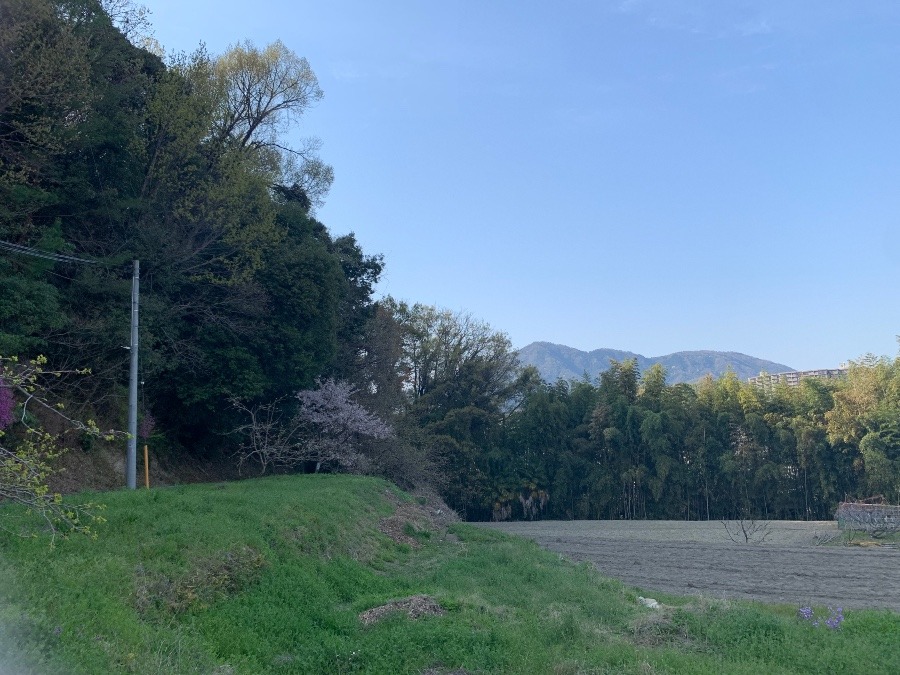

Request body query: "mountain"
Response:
[517, 342, 794, 385]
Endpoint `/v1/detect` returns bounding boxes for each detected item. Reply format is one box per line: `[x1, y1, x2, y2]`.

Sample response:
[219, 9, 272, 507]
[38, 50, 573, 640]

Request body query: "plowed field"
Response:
[479, 520, 900, 611]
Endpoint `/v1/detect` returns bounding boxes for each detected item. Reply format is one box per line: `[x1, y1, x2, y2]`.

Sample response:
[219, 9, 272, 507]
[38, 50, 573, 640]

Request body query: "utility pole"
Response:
[126, 260, 139, 489]
[0, 240, 139, 488]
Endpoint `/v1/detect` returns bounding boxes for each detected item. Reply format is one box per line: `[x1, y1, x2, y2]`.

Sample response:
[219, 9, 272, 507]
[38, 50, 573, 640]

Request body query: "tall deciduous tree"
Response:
[382, 300, 523, 516]
[386, 300, 520, 409]
[212, 39, 333, 209]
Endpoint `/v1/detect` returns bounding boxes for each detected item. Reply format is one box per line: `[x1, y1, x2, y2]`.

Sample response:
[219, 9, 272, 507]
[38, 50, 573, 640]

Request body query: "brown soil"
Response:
[479, 520, 900, 612]
[49, 442, 245, 494]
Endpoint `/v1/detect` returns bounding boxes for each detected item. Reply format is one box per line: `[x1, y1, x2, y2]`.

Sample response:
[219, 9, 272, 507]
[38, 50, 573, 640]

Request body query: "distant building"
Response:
[748, 368, 847, 389]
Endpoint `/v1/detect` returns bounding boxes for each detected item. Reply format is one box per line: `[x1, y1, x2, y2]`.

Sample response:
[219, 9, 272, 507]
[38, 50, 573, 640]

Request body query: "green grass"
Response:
[1, 475, 898, 674]
[832, 528, 900, 548]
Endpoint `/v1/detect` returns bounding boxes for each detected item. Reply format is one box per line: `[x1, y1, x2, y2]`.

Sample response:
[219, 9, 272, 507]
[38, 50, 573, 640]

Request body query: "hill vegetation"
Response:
[1, 475, 898, 674]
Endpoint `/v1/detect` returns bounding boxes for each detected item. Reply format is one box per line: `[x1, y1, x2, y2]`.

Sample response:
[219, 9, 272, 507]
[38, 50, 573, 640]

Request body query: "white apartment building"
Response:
[748, 369, 847, 389]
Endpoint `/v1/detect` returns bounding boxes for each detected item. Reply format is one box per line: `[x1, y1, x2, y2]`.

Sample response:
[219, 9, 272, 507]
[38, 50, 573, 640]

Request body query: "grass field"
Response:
[0, 475, 898, 674]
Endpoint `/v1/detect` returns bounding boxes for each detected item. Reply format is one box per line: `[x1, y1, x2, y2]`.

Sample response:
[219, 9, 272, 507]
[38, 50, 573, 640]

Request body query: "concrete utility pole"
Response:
[126, 260, 139, 489]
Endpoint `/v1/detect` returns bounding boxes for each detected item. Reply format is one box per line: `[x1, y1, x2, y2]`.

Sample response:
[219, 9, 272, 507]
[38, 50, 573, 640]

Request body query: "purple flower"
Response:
[798, 605, 844, 630]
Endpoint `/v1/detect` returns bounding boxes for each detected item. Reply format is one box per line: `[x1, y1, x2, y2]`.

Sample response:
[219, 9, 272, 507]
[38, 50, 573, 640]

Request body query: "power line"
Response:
[2, 236, 139, 489]
[0, 239, 100, 265]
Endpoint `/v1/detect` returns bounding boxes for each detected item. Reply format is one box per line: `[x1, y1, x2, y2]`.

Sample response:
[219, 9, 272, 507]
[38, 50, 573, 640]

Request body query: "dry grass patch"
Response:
[134, 545, 266, 617]
[358, 594, 446, 626]
[378, 488, 459, 547]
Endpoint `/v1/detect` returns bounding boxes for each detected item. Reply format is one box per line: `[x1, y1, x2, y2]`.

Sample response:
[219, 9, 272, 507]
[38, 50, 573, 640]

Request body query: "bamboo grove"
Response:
[463, 356, 900, 522]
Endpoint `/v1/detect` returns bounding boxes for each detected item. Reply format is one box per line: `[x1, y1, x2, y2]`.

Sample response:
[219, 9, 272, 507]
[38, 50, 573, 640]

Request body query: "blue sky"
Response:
[139, 0, 900, 371]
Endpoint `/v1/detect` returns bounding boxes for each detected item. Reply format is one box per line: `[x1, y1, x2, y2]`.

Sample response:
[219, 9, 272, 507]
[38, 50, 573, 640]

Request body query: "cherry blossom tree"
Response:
[233, 378, 392, 474]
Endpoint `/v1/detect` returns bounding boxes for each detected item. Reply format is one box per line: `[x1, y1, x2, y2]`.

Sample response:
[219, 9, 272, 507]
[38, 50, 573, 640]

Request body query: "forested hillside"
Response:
[1, 1, 898, 533]
[518, 341, 795, 384]
[0, 0, 392, 454]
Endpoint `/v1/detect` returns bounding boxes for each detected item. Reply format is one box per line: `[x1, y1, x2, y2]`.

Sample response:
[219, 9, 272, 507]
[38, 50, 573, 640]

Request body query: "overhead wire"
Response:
[0, 239, 101, 265]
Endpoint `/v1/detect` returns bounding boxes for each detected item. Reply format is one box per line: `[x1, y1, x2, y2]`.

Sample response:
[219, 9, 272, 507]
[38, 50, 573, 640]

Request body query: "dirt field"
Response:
[478, 520, 900, 612]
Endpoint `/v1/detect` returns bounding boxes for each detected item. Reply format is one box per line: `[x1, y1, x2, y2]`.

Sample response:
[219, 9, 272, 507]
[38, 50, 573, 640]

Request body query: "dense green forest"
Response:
[2, 0, 899, 528]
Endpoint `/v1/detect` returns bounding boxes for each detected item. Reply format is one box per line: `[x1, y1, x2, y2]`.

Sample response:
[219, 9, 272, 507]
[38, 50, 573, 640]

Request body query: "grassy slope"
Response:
[0, 475, 897, 674]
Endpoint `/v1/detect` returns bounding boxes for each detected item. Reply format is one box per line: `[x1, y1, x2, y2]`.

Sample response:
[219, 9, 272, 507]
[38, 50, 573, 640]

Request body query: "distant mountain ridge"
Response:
[517, 342, 794, 385]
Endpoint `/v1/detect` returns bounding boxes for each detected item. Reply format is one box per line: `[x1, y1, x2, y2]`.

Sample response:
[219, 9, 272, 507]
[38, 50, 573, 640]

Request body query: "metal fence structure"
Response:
[835, 498, 900, 534]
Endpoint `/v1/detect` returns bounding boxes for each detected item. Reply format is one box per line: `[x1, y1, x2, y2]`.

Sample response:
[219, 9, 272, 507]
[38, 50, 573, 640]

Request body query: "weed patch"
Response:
[134, 545, 267, 617]
[378, 487, 459, 548]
